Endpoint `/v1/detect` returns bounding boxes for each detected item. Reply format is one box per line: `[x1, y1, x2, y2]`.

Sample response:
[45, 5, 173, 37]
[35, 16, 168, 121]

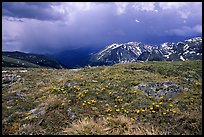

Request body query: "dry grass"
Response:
[61, 115, 167, 135]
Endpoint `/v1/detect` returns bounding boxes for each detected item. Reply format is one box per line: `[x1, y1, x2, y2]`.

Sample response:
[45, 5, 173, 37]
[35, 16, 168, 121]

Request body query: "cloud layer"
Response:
[2, 2, 202, 54]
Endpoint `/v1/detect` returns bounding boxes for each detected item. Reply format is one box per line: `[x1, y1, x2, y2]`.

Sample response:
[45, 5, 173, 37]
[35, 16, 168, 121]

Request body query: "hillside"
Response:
[2, 60, 202, 135]
[2, 51, 66, 69]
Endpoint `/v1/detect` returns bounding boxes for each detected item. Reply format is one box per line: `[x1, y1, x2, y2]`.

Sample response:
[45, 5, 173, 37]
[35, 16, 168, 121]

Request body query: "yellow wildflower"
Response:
[159, 102, 163, 105]
[173, 110, 177, 113]
[115, 109, 120, 112]
[106, 108, 112, 112]
[168, 98, 172, 101]
[119, 99, 123, 102]
[136, 110, 140, 113]
[163, 112, 167, 115]
[61, 102, 65, 106]
[87, 101, 91, 105]
[73, 86, 76, 88]
[195, 82, 201, 86]
[109, 92, 112, 95]
[150, 107, 153, 110]
[149, 96, 152, 99]
[117, 96, 120, 99]
[169, 104, 173, 107]
[155, 105, 159, 107]
[152, 110, 156, 113]
[141, 109, 145, 112]
[84, 117, 88, 120]
[131, 118, 135, 121]
[91, 99, 96, 103]
[152, 102, 155, 105]
[160, 96, 164, 99]
[114, 105, 117, 108]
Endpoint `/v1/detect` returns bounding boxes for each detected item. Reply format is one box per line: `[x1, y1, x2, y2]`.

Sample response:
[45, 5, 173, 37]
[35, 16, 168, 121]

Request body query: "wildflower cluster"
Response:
[82, 99, 97, 106]
[114, 96, 123, 102]
[142, 96, 177, 116]
[50, 85, 69, 94]
[49, 80, 178, 124]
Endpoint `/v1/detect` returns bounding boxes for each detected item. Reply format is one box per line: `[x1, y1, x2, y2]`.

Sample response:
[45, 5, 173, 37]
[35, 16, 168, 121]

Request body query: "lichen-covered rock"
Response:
[67, 108, 77, 120]
[135, 81, 183, 99]
[64, 81, 79, 88]
[2, 73, 21, 87]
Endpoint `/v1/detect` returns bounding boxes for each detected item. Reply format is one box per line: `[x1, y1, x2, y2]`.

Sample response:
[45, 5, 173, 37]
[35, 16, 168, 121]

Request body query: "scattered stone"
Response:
[7, 106, 12, 109]
[2, 73, 21, 87]
[135, 81, 183, 99]
[92, 80, 98, 83]
[64, 81, 79, 88]
[2, 74, 17, 84]
[67, 108, 77, 120]
[23, 107, 46, 121]
[19, 70, 28, 73]
[2, 71, 8, 73]
[14, 92, 26, 101]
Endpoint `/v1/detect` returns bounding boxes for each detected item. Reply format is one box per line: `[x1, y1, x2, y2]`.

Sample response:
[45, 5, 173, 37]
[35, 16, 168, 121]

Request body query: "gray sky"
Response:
[2, 2, 202, 54]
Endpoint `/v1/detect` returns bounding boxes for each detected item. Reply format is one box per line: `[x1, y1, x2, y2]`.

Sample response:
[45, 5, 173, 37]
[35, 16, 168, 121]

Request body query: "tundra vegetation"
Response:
[2, 60, 202, 135]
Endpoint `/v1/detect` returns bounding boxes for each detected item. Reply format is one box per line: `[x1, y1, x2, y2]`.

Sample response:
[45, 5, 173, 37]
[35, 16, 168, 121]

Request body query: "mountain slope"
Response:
[2, 56, 41, 68]
[2, 51, 66, 69]
[90, 37, 202, 65]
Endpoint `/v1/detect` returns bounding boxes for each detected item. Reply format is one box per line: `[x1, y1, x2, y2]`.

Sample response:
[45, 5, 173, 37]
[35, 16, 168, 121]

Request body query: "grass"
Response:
[2, 60, 202, 135]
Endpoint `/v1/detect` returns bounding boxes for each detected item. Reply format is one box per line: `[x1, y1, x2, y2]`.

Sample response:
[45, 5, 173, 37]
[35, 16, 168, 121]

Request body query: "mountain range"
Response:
[90, 37, 202, 66]
[2, 37, 202, 68]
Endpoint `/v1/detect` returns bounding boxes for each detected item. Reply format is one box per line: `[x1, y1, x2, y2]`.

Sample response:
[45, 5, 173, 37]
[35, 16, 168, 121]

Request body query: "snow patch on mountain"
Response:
[180, 56, 185, 61]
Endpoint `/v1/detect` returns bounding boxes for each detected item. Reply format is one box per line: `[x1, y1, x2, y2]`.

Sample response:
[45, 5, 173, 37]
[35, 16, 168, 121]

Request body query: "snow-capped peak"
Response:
[185, 37, 202, 42]
[91, 37, 202, 65]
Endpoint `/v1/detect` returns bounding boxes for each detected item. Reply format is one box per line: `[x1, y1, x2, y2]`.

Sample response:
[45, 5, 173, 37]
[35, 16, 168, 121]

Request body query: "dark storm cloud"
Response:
[2, 2, 62, 21]
[2, 2, 202, 54]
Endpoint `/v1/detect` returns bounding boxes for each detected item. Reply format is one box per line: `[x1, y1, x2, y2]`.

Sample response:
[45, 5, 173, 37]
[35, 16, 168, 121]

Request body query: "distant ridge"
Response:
[2, 51, 67, 69]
